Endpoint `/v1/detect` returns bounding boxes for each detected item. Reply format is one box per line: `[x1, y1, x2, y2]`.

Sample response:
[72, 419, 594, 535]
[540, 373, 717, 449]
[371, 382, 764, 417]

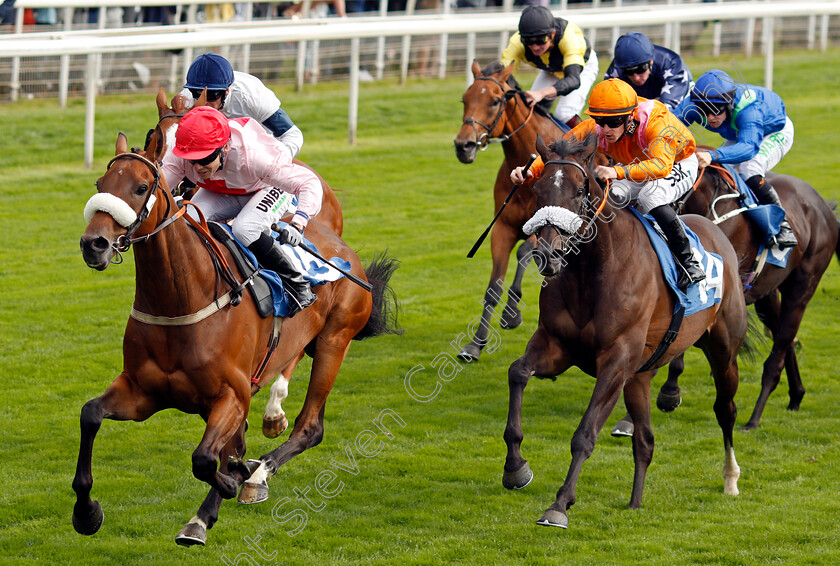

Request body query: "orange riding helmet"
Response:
[586, 79, 639, 117]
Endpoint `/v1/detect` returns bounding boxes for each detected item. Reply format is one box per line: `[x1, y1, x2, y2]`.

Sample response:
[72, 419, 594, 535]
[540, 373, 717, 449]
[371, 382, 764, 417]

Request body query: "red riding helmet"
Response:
[173, 106, 230, 160]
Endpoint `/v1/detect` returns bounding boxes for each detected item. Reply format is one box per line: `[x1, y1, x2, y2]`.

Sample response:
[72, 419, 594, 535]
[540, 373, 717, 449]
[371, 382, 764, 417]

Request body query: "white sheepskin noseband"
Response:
[84, 193, 138, 227]
[523, 206, 583, 236]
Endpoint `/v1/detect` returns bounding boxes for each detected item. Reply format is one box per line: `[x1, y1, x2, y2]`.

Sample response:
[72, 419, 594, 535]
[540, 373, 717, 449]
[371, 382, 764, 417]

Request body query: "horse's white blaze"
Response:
[164, 122, 178, 156]
[83, 193, 137, 227]
[480, 86, 487, 94]
[187, 515, 207, 529]
[523, 206, 583, 236]
[550, 168, 565, 185]
[264, 374, 289, 420]
[722, 446, 740, 495]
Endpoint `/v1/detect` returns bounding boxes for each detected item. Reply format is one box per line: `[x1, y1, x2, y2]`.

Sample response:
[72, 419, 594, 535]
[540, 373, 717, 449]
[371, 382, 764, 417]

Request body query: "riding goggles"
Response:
[592, 115, 627, 128]
[622, 62, 650, 76]
[522, 34, 552, 47]
[189, 147, 223, 166]
[694, 99, 729, 116]
[188, 88, 226, 102]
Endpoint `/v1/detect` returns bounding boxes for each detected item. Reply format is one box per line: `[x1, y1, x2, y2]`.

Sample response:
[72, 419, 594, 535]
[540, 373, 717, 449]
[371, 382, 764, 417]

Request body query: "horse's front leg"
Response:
[72, 373, 160, 536]
[458, 223, 517, 362]
[177, 420, 250, 547]
[503, 327, 570, 490]
[500, 237, 538, 330]
[192, 386, 249, 499]
[539, 358, 631, 529]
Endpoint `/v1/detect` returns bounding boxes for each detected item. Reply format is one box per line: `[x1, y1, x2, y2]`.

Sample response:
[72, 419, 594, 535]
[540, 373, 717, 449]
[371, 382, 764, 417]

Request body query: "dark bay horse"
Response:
[614, 163, 840, 435]
[454, 61, 567, 361]
[502, 134, 747, 529]
[74, 134, 400, 545]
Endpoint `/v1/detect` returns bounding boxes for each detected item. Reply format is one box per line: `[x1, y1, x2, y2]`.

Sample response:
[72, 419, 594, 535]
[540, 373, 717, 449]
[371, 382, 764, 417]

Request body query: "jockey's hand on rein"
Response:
[277, 223, 303, 247]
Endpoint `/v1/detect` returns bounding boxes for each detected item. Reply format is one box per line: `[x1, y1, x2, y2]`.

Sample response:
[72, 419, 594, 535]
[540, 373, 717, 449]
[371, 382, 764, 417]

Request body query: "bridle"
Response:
[462, 76, 535, 150]
[541, 158, 610, 247]
[106, 152, 180, 257]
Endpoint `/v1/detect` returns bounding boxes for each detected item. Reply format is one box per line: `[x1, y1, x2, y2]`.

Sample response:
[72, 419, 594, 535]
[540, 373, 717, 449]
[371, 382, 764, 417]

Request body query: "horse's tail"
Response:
[354, 252, 403, 341]
[739, 311, 766, 364]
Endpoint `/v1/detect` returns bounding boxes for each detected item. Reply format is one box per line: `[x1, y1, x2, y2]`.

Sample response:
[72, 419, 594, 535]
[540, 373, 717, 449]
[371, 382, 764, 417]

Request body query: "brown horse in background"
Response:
[453, 61, 567, 361]
[74, 134, 400, 546]
[502, 134, 747, 529]
[613, 163, 840, 436]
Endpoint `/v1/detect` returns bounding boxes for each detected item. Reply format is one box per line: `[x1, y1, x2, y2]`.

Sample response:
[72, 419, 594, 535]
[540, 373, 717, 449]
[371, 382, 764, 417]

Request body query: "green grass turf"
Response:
[0, 48, 839, 565]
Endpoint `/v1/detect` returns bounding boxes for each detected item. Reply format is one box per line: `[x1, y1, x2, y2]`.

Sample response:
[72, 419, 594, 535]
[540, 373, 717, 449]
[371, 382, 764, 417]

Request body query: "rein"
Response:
[463, 76, 536, 150]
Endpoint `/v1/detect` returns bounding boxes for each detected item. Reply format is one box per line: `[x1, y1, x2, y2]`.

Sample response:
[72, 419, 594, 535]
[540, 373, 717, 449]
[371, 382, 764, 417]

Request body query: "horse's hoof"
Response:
[610, 418, 634, 438]
[656, 391, 682, 413]
[499, 309, 522, 329]
[238, 481, 269, 505]
[72, 500, 104, 536]
[175, 522, 206, 547]
[262, 415, 288, 438]
[536, 509, 569, 529]
[740, 421, 759, 432]
[457, 343, 481, 362]
[502, 462, 533, 490]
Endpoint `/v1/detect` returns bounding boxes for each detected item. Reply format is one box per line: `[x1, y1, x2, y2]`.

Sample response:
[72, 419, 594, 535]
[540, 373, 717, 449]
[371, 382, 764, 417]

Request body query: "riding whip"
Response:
[270, 224, 373, 292]
[467, 153, 538, 258]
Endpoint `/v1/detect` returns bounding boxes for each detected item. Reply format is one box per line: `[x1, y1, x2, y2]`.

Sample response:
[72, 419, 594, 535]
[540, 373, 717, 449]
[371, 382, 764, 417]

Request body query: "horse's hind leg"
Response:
[623, 371, 655, 508]
[263, 354, 304, 438]
[72, 373, 160, 536]
[699, 320, 742, 496]
[658, 353, 684, 412]
[500, 238, 537, 329]
[745, 273, 818, 429]
[177, 421, 249, 546]
[259, 340, 350, 481]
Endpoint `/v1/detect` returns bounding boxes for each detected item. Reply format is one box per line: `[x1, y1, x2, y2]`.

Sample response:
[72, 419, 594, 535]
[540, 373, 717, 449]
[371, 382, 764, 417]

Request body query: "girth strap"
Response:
[636, 306, 685, 373]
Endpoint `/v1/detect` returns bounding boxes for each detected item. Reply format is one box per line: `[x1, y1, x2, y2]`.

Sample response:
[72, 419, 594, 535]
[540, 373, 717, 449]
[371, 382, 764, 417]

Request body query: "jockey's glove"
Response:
[278, 223, 303, 247]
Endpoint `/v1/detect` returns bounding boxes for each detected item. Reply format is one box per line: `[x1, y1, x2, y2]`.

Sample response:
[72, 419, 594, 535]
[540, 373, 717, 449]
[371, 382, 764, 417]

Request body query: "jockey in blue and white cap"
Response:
[183, 52, 305, 158]
[674, 69, 797, 248]
[604, 32, 693, 110]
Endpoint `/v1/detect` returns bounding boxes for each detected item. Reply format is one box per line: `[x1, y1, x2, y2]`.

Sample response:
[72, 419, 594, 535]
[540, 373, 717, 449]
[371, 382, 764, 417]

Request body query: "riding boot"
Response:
[248, 233, 316, 318]
[745, 175, 798, 248]
[650, 205, 706, 290]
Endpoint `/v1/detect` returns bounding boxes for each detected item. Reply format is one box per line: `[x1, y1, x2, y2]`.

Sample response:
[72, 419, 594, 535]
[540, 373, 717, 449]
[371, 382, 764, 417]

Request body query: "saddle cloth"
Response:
[630, 208, 723, 317]
[212, 222, 350, 318]
[718, 164, 791, 269]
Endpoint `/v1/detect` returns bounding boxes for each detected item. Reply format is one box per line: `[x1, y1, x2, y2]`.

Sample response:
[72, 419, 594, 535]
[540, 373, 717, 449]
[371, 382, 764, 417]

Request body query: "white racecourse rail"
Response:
[1, 1, 839, 167]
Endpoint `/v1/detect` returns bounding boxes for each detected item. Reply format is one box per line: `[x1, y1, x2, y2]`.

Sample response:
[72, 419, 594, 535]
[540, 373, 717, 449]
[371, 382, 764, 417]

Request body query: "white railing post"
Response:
[713, 0, 723, 58]
[437, 0, 450, 80]
[58, 7, 74, 108]
[10, 7, 24, 102]
[375, 0, 387, 80]
[807, 14, 816, 50]
[84, 53, 97, 169]
[820, 14, 829, 53]
[400, 0, 417, 86]
[349, 37, 359, 145]
[465, 31, 475, 90]
[764, 17, 773, 90]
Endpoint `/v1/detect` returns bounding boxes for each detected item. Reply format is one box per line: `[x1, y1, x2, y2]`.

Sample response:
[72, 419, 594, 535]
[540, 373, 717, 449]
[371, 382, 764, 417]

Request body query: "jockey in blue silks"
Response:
[673, 69, 797, 248]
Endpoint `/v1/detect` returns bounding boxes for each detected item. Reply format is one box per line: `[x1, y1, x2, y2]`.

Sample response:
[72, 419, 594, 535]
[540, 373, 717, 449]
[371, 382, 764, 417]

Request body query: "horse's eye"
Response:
[136, 184, 149, 196]
[493, 97, 502, 106]
[576, 188, 585, 197]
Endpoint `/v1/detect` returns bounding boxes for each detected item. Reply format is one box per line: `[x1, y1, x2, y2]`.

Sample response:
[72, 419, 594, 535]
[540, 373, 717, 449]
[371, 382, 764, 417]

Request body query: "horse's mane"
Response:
[482, 61, 522, 91]
[548, 131, 597, 160]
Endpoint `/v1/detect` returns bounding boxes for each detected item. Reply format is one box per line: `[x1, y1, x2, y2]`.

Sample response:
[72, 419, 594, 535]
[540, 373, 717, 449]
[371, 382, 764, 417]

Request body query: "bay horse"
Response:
[502, 133, 747, 529]
[453, 61, 568, 361]
[74, 134, 400, 546]
[614, 162, 840, 435]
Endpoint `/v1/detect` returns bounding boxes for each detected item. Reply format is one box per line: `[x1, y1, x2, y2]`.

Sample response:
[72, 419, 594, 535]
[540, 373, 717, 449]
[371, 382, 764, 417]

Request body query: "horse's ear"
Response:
[195, 88, 208, 107]
[156, 87, 168, 118]
[582, 131, 599, 161]
[535, 133, 551, 163]
[116, 132, 128, 155]
[471, 60, 482, 79]
[500, 61, 515, 83]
